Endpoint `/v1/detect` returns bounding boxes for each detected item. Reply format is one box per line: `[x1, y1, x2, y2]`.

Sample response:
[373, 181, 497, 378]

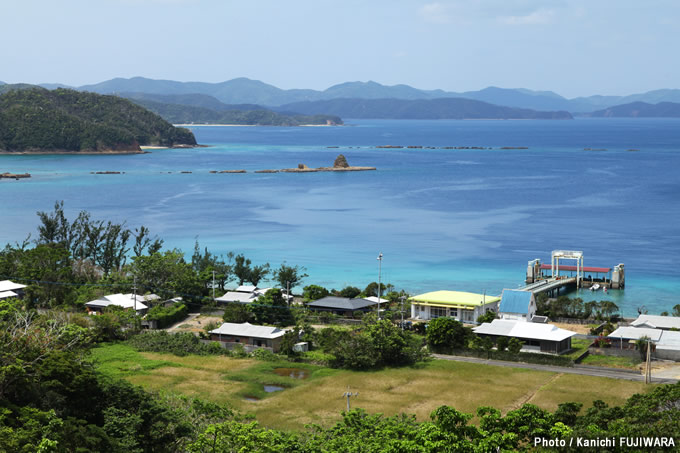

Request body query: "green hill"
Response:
[0, 87, 196, 153]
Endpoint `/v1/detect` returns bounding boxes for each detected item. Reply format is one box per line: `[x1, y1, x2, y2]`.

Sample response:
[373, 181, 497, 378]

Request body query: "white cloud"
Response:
[419, 2, 454, 24]
[499, 8, 555, 25]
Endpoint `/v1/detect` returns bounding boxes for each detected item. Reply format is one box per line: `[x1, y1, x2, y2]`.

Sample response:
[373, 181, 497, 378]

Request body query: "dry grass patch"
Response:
[126, 365, 248, 405]
[528, 373, 652, 412]
[139, 352, 254, 372]
[249, 361, 557, 431]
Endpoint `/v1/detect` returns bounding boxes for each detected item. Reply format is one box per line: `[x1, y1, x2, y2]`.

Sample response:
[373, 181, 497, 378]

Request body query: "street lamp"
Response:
[377, 252, 383, 319]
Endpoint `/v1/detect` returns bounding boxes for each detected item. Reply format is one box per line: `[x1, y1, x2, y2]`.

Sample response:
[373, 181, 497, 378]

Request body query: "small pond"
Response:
[273, 368, 310, 379]
[263, 385, 285, 393]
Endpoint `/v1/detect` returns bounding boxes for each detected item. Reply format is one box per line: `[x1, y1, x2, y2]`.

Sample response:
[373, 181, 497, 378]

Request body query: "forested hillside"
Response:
[0, 87, 196, 152]
[132, 98, 343, 126]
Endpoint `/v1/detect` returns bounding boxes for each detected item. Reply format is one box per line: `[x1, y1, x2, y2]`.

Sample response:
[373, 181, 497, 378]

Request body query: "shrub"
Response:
[426, 318, 471, 352]
[507, 338, 523, 354]
[496, 336, 509, 352]
[251, 348, 278, 361]
[128, 330, 222, 356]
[146, 303, 188, 329]
[593, 336, 611, 348]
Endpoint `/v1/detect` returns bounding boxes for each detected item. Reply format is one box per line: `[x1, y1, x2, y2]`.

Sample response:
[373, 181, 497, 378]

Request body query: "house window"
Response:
[449, 308, 458, 317]
[420, 305, 425, 312]
[431, 307, 447, 318]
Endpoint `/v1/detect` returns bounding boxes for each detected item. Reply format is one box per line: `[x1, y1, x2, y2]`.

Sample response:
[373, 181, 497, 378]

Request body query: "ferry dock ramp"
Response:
[520, 250, 625, 297]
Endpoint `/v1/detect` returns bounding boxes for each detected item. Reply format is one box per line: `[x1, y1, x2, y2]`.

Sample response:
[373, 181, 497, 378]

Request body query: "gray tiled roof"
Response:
[307, 296, 377, 310]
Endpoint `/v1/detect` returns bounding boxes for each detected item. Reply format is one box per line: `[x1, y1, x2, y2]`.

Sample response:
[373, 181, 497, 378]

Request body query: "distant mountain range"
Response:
[70, 77, 680, 113]
[585, 101, 680, 118]
[275, 98, 572, 120]
[121, 92, 569, 121]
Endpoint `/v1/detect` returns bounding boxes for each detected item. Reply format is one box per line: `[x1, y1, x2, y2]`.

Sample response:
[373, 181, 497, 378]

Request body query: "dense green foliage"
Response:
[132, 98, 343, 126]
[128, 331, 224, 356]
[0, 309, 233, 452]
[426, 318, 472, 352]
[0, 86, 196, 152]
[302, 284, 330, 302]
[316, 315, 428, 370]
[146, 303, 189, 329]
[536, 295, 620, 321]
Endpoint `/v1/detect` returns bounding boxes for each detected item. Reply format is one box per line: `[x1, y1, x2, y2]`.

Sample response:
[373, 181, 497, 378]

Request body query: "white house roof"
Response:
[607, 326, 663, 342]
[85, 293, 149, 310]
[209, 322, 287, 339]
[631, 314, 680, 330]
[235, 285, 258, 293]
[0, 280, 27, 292]
[474, 319, 577, 342]
[0, 291, 18, 300]
[216, 291, 258, 303]
[364, 296, 389, 304]
[656, 330, 680, 351]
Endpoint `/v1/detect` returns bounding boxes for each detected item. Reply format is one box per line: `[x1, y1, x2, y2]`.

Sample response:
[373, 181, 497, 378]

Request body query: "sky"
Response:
[1, 0, 678, 98]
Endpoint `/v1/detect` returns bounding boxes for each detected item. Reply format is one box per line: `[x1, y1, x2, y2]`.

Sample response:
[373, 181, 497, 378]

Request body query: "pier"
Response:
[521, 250, 625, 296]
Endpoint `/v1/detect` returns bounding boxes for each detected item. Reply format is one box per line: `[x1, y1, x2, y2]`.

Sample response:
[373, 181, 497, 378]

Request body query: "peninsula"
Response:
[0, 86, 197, 154]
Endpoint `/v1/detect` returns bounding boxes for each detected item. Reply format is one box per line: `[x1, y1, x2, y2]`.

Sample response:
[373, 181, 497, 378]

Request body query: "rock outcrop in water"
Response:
[333, 154, 349, 168]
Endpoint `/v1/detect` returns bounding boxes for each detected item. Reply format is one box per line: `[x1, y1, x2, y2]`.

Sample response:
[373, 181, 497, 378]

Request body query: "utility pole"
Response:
[377, 252, 383, 320]
[133, 275, 137, 313]
[286, 281, 290, 307]
[645, 338, 652, 384]
[400, 295, 406, 330]
[342, 385, 358, 412]
[212, 270, 216, 301]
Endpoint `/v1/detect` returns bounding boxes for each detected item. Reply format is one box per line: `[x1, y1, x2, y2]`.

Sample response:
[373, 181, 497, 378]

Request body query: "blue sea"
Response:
[1, 118, 679, 316]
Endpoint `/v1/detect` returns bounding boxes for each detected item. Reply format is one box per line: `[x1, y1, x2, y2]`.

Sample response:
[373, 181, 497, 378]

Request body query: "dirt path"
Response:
[507, 373, 564, 412]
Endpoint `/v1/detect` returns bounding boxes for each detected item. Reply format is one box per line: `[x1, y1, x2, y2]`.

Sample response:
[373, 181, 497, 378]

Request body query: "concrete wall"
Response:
[656, 348, 680, 361]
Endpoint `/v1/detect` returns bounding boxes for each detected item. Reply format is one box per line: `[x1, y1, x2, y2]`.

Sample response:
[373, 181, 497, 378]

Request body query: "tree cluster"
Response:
[0, 202, 308, 311]
[536, 295, 620, 321]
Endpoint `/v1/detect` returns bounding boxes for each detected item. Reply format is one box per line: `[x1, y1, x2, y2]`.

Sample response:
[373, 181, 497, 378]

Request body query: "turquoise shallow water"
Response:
[1, 118, 679, 316]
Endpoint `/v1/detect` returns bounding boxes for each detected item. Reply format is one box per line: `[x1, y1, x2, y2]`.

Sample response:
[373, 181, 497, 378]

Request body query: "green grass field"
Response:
[580, 353, 642, 370]
[90, 344, 654, 431]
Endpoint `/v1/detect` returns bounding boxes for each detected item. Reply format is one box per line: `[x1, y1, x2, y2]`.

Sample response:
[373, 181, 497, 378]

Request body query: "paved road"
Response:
[432, 354, 678, 384]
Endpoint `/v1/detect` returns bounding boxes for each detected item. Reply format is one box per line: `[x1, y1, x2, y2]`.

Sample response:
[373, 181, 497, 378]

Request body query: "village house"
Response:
[630, 314, 680, 331]
[306, 296, 378, 317]
[215, 285, 292, 304]
[0, 280, 27, 300]
[498, 289, 537, 322]
[608, 323, 680, 361]
[473, 319, 577, 354]
[409, 290, 500, 323]
[85, 293, 159, 316]
[209, 322, 287, 352]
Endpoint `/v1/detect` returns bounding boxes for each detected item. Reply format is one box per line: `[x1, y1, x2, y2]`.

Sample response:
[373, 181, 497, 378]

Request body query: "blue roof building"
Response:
[499, 290, 536, 322]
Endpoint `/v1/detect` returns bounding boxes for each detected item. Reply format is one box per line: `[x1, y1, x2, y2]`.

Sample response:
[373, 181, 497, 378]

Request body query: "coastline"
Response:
[174, 123, 339, 127]
[0, 144, 205, 155]
[0, 149, 147, 155]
